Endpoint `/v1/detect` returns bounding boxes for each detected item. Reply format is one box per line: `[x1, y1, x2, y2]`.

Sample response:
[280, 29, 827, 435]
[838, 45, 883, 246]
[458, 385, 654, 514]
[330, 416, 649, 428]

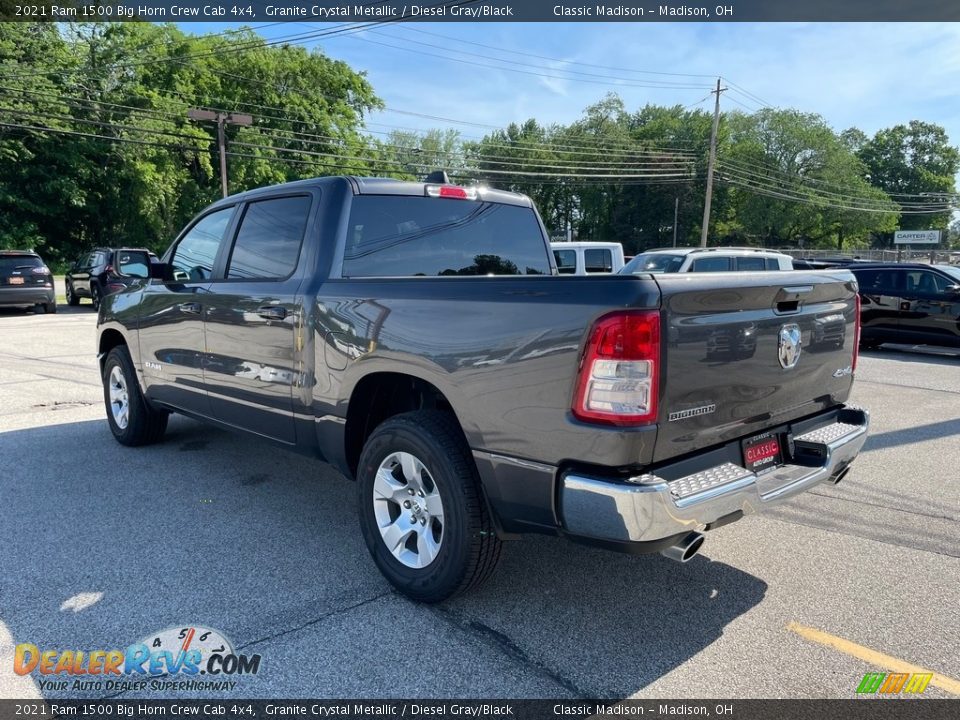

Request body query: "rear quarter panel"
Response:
[309, 275, 662, 470]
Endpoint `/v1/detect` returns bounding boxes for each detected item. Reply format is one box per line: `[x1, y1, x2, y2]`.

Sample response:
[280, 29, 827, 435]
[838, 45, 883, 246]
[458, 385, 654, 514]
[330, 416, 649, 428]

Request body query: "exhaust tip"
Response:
[832, 467, 851, 485]
[660, 532, 705, 563]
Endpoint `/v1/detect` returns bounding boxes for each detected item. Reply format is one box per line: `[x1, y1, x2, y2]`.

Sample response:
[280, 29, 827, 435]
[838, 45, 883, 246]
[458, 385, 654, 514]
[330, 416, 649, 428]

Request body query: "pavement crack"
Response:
[761, 514, 960, 559]
[426, 605, 597, 699]
[857, 378, 960, 396]
[235, 591, 395, 652]
[807, 490, 958, 522]
[98, 592, 395, 700]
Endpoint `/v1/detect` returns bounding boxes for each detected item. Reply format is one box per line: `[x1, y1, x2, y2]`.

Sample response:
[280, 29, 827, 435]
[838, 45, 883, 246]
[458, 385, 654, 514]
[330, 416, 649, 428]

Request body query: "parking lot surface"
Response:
[1, 306, 958, 699]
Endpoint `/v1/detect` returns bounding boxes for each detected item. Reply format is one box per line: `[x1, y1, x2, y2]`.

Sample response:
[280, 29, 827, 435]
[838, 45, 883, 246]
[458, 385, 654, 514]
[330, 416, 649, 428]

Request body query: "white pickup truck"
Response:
[551, 241, 626, 275]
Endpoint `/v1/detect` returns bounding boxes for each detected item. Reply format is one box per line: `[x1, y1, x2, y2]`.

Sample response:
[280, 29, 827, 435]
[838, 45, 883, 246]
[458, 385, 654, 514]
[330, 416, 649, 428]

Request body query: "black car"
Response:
[65, 247, 158, 310]
[0, 250, 56, 313]
[850, 263, 960, 350]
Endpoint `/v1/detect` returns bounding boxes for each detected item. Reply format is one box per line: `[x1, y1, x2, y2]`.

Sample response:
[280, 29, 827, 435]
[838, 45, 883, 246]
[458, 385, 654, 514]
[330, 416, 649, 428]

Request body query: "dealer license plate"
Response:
[8, 276, 24, 285]
[742, 432, 783, 474]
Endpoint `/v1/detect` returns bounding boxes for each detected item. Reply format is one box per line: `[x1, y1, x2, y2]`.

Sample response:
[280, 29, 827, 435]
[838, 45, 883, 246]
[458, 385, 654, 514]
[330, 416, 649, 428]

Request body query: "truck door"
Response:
[201, 194, 312, 444]
[139, 206, 237, 416]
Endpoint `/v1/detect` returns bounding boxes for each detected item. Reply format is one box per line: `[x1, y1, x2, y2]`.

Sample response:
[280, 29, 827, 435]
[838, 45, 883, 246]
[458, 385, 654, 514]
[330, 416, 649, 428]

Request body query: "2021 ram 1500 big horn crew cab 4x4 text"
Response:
[97, 176, 869, 602]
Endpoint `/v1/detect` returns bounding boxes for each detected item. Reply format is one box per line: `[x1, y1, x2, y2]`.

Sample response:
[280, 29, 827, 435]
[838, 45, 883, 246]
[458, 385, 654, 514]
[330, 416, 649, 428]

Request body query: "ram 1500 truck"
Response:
[98, 176, 869, 602]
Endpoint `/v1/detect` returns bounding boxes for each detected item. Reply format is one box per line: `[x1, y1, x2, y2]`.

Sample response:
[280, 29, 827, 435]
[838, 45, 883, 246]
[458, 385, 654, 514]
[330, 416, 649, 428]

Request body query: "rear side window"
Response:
[765, 258, 782, 270]
[171, 207, 234, 282]
[227, 196, 311, 280]
[554, 249, 577, 274]
[584, 249, 613, 273]
[736, 256, 766, 271]
[691, 256, 732, 272]
[854, 269, 900, 293]
[343, 196, 550, 277]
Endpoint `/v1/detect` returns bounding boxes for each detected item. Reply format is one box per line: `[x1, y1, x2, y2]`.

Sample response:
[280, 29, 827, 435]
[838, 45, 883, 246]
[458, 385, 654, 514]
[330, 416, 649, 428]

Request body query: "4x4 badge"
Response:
[778, 324, 802, 369]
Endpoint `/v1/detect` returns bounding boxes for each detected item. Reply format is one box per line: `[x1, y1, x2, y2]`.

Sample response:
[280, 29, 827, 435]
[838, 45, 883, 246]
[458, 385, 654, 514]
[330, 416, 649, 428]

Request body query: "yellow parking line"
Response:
[787, 621, 960, 696]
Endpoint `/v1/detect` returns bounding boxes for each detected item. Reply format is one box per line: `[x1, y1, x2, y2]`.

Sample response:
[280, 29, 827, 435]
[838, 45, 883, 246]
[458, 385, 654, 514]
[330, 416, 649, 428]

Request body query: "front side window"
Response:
[584, 249, 613, 273]
[343, 196, 550, 277]
[906, 270, 951, 295]
[171, 207, 234, 282]
[554, 249, 577, 274]
[227, 196, 311, 280]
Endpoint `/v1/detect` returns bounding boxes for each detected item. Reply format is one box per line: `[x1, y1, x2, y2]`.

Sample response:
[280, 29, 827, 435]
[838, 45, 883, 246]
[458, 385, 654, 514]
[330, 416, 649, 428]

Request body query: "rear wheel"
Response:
[357, 410, 502, 603]
[65, 281, 80, 306]
[102, 345, 168, 446]
[91, 284, 101, 311]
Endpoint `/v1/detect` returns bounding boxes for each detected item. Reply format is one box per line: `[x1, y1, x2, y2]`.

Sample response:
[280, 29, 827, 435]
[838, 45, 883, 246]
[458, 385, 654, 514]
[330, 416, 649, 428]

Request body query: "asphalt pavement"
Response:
[0, 304, 957, 700]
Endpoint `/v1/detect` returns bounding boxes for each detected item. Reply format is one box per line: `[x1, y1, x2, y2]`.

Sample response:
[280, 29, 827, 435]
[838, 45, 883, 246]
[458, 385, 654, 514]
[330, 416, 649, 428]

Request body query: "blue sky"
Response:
[185, 22, 960, 146]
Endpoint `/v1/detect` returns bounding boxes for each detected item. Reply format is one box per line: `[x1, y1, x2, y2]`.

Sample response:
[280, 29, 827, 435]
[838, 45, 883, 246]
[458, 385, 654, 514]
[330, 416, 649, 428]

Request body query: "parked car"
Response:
[0, 250, 56, 314]
[550, 241, 626, 274]
[65, 247, 158, 310]
[98, 176, 868, 602]
[849, 263, 960, 350]
[621, 247, 794, 274]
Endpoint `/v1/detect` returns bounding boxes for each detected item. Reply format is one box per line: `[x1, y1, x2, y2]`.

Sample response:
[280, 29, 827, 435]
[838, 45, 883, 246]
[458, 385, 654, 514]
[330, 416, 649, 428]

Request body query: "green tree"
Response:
[857, 120, 960, 239]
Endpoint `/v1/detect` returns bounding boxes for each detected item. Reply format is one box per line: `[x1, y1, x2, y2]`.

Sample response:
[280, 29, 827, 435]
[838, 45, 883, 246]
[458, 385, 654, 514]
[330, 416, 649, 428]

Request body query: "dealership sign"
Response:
[894, 230, 941, 244]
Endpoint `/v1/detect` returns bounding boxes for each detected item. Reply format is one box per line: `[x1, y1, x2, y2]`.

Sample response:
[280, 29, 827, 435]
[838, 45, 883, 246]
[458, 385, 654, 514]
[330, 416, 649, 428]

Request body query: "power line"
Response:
[359, 28, 717, 88]
[386, 25, 719, 80]
[345, 35, 715, 91]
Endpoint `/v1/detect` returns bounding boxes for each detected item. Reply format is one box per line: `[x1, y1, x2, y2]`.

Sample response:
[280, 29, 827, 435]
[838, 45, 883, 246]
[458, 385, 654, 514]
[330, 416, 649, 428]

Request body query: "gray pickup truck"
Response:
[98, 176, 869, 602]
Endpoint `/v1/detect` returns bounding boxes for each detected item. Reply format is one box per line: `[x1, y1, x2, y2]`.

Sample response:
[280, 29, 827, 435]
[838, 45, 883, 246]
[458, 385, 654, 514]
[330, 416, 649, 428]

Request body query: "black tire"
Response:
[65, 281, 80, 306]
[102, 346, 168, 446]
[91, 284, 101, 311]
[357, 410, 502, 603]
[44, 301, 57, 314]
[33, 303, 46, 314]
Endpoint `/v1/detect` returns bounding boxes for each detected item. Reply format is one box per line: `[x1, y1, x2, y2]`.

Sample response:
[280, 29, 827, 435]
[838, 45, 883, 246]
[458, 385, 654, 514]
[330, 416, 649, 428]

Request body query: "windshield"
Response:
[621, 253, 685, 274]
[938, 265, 960, 283]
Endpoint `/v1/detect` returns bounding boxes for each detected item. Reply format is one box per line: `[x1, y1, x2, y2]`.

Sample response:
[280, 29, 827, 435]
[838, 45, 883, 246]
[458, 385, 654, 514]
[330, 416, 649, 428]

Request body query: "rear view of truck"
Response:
[561, 271, 868, 561]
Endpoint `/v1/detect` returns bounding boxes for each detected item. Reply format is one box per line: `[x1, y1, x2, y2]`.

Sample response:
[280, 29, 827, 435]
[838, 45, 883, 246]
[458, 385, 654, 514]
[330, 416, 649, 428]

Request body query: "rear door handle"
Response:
[177, 302, 202, 314]
[257, 306, 287, 320]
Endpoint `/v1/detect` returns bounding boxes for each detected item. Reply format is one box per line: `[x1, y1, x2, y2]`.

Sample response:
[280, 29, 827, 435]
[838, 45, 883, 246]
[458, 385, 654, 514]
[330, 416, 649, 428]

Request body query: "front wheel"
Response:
[102, 346, 168, 446]
[357, 410, 502, 603]
[91, 284, 101, 312]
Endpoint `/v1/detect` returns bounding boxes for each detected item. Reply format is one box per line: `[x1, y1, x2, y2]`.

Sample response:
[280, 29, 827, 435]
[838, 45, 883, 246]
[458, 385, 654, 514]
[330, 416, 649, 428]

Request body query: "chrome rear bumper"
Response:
[560, 407, 869, 544]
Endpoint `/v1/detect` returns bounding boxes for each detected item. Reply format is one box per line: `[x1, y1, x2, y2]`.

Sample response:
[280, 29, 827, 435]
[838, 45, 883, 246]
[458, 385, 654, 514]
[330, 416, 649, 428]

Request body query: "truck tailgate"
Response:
[652, 270, 859, 463]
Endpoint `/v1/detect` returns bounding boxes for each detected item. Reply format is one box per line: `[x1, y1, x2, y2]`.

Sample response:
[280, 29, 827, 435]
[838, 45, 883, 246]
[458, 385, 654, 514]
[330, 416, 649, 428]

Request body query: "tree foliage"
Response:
[0, 22, 380, 266]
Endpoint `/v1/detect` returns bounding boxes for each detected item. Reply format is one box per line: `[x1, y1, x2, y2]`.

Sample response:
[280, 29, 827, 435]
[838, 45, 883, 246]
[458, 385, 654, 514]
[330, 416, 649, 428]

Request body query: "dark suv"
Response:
[850, 263, 960, 350]
[0, 250, 56, 313]
[66, 247, 158, 310]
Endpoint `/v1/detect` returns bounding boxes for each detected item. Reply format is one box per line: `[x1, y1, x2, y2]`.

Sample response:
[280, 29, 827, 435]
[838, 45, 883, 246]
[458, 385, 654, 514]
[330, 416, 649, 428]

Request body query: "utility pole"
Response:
[699, 78, 726, 248]
[673, 196, 679, 247]
[187, 109, 253, 198]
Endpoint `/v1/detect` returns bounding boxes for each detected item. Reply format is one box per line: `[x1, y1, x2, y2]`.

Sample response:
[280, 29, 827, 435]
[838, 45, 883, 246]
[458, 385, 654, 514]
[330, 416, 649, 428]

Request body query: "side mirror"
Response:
[116, 251, 152, 279]
[946, 284, 960, 294]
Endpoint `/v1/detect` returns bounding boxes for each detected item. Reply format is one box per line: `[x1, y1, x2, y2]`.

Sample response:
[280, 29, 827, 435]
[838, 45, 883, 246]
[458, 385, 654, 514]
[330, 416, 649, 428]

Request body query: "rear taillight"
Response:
[30, 266, 50, 275]
[104, 264, 114, 274]
[107, 282, 126, 294]
[852, 293, 861, 371]
[572, 310, 660, 426]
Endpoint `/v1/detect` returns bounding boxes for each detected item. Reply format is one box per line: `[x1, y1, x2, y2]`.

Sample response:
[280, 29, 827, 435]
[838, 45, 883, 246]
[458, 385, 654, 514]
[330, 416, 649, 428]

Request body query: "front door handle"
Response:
[178, 302, 202, 314]
[257, 306, 287, 320]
